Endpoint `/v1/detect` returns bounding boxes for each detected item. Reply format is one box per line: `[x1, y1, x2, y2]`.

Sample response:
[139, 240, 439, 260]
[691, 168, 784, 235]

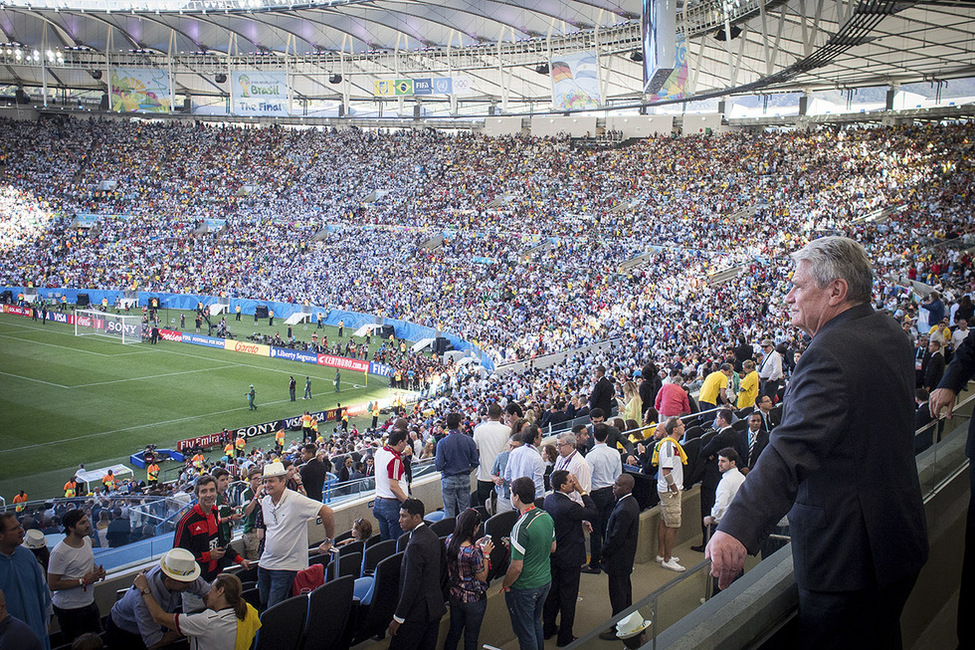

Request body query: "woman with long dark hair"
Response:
[444, 509, 494, 650]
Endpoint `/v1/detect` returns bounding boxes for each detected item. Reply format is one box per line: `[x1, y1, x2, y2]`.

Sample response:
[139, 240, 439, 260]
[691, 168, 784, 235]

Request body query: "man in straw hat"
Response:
[256, 461, 335, 609]
[615, 610, 651, 649]
[107, 548, 210, 649]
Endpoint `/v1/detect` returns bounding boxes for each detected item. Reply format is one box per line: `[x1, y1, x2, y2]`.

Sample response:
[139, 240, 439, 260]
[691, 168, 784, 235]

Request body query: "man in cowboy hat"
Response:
[107, 548, 209, 649]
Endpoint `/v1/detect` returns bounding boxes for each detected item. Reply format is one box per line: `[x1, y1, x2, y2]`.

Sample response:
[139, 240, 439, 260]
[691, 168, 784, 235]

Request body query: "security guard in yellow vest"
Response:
[147, 462, 160, 486]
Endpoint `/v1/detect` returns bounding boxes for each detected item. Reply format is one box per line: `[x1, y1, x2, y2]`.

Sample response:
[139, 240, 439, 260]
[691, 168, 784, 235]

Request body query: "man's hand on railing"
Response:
[706, 530, 747, 591]
[930, 387, 957, 419]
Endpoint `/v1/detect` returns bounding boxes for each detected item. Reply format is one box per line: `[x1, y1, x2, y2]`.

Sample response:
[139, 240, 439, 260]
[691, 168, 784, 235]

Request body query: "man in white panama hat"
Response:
[257, 460, 335, 609]
[107, 548, 209, 649]
[616, 610, 651, 649]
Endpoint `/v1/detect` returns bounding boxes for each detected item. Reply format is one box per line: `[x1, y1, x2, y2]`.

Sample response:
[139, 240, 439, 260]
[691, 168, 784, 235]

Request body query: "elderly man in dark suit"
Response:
[543, 470, 597, 647]
[387, 498, 446, 650]
[598, 473, 640, 641]
[708, 236, 928, 650]
[931, 325, 975, 648]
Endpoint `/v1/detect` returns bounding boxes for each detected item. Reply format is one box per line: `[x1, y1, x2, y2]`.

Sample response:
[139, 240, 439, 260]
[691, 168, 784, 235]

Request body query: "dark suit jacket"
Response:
[589, 376, 616, 416]
[718, 303, 928, 592]
[924, 351, 946, 390]
[755, 409, 779, 435]
[700, 426, 739, 490]
[394, 524, 447, 624]
[937, 327, 975, 458]
[543, 492, 597, 568]
[600, 494, 640, 576]
[736, 427, 770, 470]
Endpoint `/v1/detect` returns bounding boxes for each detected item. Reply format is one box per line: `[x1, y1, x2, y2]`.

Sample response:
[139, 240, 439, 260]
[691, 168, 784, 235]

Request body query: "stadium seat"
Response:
[303, 575, 355, 650]
[352, 551, 403, 645]
[423, 509, 446, 523]
[363, 533, 382, 549]
[396, 531, 410, 552]
[335, 540, 364, 558]
[361, 539, 396, 576]
[308, 553, 329, 567]
[332, 551, 362, 581]
[242, 587, 262, 611]
[428, 516, 455, 537]
[484, 510, 518, 581]
[255, 594, 308, 650]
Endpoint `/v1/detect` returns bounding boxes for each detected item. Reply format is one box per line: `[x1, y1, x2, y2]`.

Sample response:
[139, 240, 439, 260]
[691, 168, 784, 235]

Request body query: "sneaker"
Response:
[661, 559, 686, 572]
[654, 555, 679, 564]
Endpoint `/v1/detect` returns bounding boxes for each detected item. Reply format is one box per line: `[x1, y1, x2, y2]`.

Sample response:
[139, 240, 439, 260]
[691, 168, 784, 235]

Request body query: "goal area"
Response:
[74, 309, 144, 345]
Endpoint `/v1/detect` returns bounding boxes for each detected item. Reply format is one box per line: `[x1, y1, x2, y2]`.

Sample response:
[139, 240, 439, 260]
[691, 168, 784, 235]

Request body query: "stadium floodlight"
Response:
[74, 309, 144, 344]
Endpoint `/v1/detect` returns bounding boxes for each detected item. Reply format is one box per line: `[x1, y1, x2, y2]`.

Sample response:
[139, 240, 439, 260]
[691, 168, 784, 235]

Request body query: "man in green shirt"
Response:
[501, 476, 555, 650]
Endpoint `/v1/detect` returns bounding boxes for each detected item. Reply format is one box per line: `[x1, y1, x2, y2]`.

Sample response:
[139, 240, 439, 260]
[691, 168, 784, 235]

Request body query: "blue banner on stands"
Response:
[3, 285, 494, 371]
[270, 347, 319, 364]
[182, 333, 225, 349]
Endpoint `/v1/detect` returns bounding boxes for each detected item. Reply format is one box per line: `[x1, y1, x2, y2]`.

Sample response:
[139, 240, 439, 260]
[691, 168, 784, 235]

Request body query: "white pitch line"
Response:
[0, 396, 300, 455]
[72, 364, 239, 387]
[0, 333, 121, 357]
[0, 369, 71, 389]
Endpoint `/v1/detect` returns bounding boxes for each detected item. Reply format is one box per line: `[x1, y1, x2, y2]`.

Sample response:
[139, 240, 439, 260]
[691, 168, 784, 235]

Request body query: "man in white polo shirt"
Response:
[257, 461, 335, 609]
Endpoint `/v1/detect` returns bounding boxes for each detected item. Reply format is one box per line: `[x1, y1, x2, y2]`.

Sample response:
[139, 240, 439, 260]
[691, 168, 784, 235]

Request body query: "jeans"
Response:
[444, 597, 487, 650]
[373, 496, 403, 541]
[258, 567, 297, 609]
[505, 582, 551, 650]
[441, 474, 472, 519]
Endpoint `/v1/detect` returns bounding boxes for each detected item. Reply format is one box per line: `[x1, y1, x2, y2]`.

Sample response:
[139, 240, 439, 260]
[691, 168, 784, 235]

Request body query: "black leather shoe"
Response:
[690, 544, 706, 553]
[557, 637, 578, 647]
[599, 629, 618, 641]
[580, 565, 601, 574]
[544, 627, 558, 640]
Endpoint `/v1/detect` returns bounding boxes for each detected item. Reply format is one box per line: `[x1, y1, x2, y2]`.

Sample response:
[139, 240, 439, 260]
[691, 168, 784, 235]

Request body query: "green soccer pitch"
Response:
[0, 311, 391, 501]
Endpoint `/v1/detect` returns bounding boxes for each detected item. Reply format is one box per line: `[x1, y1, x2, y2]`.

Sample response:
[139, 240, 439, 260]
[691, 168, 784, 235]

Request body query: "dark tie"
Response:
[748, 432, 757, 462]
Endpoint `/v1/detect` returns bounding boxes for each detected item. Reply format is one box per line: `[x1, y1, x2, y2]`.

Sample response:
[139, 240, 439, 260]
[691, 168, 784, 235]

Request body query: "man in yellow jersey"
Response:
[699, 363, 733, 414]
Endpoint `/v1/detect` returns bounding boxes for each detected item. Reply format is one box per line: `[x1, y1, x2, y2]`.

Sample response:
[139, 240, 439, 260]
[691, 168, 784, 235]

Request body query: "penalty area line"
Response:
[0, 396, 300, 456]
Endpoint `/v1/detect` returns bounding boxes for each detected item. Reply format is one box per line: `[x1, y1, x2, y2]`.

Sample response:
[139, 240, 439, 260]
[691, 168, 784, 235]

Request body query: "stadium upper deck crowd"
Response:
[1, 117, 974, 442]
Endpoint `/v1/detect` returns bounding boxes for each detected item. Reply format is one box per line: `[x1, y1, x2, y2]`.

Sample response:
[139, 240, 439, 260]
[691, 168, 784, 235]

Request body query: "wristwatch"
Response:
[140, 587, 151, 595]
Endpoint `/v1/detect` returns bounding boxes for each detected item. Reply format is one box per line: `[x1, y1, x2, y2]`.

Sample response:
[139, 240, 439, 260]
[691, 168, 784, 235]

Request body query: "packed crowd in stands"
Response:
[1, 117, 974, 483]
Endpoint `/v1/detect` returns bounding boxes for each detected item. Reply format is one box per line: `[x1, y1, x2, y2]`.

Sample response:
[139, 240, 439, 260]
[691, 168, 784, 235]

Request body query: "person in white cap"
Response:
[615, 610, 651, 649]
[107, 548, 210, 649]
[257, 460, 335, 609]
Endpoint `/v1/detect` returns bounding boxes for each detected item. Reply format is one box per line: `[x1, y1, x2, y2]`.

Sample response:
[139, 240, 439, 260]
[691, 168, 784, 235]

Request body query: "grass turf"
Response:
[0, 310, 391, 501]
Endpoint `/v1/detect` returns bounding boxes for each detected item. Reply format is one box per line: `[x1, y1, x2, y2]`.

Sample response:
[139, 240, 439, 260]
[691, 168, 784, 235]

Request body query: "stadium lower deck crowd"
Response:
[1, 115, 974, 648]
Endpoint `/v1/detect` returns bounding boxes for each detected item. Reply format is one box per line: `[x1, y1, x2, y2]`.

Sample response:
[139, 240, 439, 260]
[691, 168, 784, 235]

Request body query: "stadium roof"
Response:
[0, 0, 973, 112]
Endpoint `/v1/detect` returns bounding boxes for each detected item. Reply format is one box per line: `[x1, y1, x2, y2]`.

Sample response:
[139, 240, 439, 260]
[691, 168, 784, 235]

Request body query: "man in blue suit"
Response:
[708, 237, 928, 649]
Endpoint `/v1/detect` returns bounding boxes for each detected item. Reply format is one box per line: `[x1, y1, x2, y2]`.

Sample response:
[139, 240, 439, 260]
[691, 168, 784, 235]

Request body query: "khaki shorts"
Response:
[658, 490, 682, 528]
